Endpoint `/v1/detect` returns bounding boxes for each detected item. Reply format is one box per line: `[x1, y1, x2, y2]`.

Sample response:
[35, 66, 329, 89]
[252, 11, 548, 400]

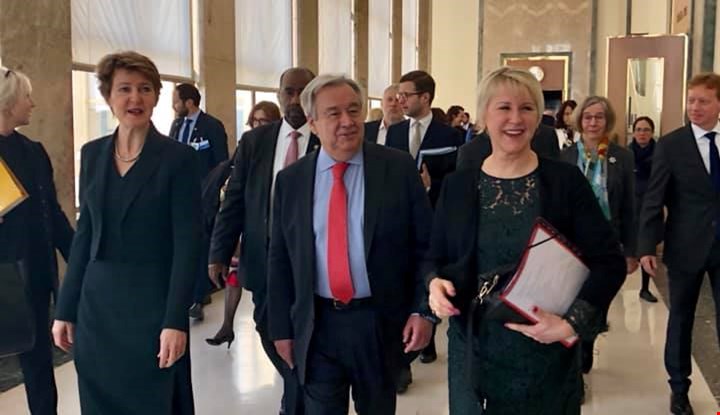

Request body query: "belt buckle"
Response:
[332, 299, 350, 310]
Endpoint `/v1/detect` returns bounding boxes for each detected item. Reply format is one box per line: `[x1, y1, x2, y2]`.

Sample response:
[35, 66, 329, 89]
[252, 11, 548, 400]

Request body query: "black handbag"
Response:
[0, 260, 36, 357]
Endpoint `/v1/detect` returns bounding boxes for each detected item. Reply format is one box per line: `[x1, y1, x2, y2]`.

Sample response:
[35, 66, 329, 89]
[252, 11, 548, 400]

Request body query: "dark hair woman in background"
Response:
[0, 67, 74, 415]
[555, 99, 579, 150]
[629, 116, 658, 303]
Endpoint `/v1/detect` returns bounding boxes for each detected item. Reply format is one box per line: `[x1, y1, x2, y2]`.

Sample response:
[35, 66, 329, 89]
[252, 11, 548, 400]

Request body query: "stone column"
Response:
[392, 0, 403, 81]
[296, 0, 319, 73]
[418, 0, 432, 71]
[354, 0, 369, 92]
[198, 0, 237, 151]
[0, 0, 75, 224]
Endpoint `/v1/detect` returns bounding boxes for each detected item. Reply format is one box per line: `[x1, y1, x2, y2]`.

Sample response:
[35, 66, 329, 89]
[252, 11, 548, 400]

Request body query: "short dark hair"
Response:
[176, 83, 201, 106]
[447, 105, 464, 120]
[431, 107, 448, 124]
[399, 70, 436, 103]
[96, 51, 162, 101]
[632, 116, 655, 132]
[278, 67, 316, 87]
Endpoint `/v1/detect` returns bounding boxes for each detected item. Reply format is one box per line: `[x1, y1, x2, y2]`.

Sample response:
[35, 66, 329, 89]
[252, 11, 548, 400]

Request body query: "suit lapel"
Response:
[606, 144, 620, 200]
[117, 127, 164, 222]
[190, 111, 205, 142]
[300, 152, 319, 288]
[84, 136, 113, 257]
[362, 144, 383, 259]
[306, 134, 321, 154]
[682, 125, 715, 189]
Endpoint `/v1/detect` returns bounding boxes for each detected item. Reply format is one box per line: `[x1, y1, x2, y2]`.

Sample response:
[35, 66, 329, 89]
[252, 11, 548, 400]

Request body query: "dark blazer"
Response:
[423, 158, 626, 325]
[385, 118, 464, 205]
[169, 111, 229, 178]
[56, 127, 202, 331]
[560, 142, 637, 257]
[266, 142, 434, 383]
[0, 132, 73, 294]
[209, 121, 320, 293]
[364, 120, 381, 143]
[456, 124, 561, 170]
[638, 125, 720, 273]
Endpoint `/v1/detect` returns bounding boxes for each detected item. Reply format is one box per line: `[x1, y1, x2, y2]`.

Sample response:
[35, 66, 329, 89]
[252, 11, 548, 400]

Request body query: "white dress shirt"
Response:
[271, 119, 311, 197]
[376, 121, 388, 146]
[691, 121, 720, 174]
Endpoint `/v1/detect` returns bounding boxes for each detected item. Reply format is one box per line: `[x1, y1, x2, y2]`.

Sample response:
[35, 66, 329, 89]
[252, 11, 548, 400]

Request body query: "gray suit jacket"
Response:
[560, 142, 636, 257]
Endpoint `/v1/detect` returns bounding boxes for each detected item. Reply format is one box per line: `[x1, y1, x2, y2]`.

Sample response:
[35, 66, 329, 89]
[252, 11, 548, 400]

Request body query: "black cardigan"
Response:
[423, 157, 626, 323]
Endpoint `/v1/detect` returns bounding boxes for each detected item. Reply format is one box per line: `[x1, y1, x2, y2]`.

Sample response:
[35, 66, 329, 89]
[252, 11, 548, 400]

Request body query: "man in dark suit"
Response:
[170, 83, 229, 179]
[385, 70, 464, 209]
[364, 84, 404, 145]
[639, 73, 720, 415]
[209, 67, 318, 415]
[456, 123, 560, 170]
[170, 83, 230, 320]
[267, 74, 434, 415]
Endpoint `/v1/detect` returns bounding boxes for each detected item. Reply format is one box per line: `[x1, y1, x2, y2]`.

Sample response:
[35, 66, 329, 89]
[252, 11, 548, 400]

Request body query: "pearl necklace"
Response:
[114, 144, 142, 163]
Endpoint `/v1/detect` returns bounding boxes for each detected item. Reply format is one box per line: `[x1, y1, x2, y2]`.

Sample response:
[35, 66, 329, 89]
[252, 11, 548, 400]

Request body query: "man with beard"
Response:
[209, 67, 318, 415]
[169, 83, 229, 321]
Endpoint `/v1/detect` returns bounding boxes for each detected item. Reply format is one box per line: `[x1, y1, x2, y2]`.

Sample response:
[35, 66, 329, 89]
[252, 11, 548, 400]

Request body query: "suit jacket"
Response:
[266, 142, 433, 383]
[0, 132, 73, 295]
[209, 121, 320, 294]
[638, 125, 720, 273]
[560, 142, 637, 257]
[456, 124, 561, 170]
[55, 127, 202, 331]
[364, 120, 381, 143]
[385, 118, 464, 205]
[169, 111, 229, 178]
[423, 158, 626, 326]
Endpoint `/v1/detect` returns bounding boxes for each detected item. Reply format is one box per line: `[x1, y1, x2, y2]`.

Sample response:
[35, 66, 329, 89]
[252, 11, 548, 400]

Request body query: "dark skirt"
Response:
[74, 261, 194, 414]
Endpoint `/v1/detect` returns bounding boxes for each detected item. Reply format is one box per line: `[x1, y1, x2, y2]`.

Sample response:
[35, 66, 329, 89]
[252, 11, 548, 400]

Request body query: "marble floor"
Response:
[1, 272, 719, 414]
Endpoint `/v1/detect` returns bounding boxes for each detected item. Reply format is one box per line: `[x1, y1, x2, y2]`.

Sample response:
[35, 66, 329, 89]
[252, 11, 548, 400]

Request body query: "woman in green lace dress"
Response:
[426, 67, 626, 415]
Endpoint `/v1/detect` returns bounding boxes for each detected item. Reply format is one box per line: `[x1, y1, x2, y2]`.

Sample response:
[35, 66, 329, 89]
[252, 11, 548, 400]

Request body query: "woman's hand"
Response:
[158, 328, 187, 369]
[52, 320, 75, 352]
[428, 277, 460, 318]
[626, 256, 639, 274]
[505, 308, 576, 344]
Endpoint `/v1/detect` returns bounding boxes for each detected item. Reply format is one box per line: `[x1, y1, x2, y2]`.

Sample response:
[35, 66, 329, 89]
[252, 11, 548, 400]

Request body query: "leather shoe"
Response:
[639, 289, 658, 303]
[395, 366, 412, 394]
[670, 392, 693, 415]
[188, 303, 204, 320]
[419, 340, 437, 364]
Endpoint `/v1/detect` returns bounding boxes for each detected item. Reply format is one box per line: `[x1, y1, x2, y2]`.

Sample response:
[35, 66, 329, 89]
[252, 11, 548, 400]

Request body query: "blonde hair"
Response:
[0, 68, 32, 112]
[476, 67, 544, 129]
[573, 96, 616, 136]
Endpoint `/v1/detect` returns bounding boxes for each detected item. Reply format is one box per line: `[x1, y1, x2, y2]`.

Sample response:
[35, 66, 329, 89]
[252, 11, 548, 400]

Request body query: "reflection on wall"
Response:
[626, 58, 664, 135]
[483, 0, 592, 100]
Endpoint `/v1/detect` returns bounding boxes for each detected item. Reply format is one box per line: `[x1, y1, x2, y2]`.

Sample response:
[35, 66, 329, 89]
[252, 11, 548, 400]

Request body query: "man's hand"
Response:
[640, 255, 658, 277]
[626, 256, 639, 274]
[428, 277, 460, 318]
[51, 320, 75, 352]
[274, 339, 295, 369]
[402, 315, 433, 353]
[157, 329, 187, 369]
[420, 163, 431, 190]
[208, 263, 229, 288]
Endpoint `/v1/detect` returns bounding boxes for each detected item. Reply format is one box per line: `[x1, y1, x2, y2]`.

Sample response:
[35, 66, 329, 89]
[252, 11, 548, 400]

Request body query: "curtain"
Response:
[369, 0, 392, 97]
[401, 0, 418, 74]
[319, 0, 353, 75]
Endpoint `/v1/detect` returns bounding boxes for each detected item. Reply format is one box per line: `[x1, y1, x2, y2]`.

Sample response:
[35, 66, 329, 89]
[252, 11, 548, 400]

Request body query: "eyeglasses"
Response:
[250, 117, 272, 126]
[396, 91, 424, 101]
[634, 127, 653, 133]
[581, 114, 606, 122]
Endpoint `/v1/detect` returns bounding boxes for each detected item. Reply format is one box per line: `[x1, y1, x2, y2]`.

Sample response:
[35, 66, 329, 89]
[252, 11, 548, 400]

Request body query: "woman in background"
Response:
[629, 116, 658, 303]
[206, 100, 282, 347]
[52, 51, 202, 414]
[0, 67, 73, 415]
[555, 99, 580, 150]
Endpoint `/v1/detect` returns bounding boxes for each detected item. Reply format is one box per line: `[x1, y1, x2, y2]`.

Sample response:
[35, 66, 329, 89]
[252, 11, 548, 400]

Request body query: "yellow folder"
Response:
[0, 155, 28, 217]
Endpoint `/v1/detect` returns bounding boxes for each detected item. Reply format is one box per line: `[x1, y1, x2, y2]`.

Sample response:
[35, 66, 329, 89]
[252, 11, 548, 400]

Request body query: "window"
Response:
[369, 0, 392, 98]
[72, 0, 192, 78]
[236, 89, 281, 140]
[319, 0, 354, 75]
[401, 0, 418, 74]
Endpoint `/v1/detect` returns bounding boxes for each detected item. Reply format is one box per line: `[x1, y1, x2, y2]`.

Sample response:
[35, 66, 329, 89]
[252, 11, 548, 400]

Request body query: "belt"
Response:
[314, 296, 373, 310]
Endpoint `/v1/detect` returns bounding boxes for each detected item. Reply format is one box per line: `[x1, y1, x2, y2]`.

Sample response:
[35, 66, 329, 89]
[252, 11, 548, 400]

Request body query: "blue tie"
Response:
[706, 132, 720, 240]
[180, 118, 192, 144]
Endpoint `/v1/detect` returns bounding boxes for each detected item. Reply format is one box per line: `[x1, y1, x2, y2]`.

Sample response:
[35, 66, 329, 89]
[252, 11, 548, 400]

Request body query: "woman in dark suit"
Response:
[0, 68, 73, 415]
[560, 96, 637, 374]
[52, 51, 202, 414]
[629, 116, 658, 303]
[427, 67, 626, 414]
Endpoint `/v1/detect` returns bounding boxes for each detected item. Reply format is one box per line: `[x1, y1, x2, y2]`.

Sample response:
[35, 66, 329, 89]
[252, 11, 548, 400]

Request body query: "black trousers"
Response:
[17, 289, 57, 415]
[253, 291, 304, 415]
[304, 300, 396, 415]
[665, 241, 720, 394]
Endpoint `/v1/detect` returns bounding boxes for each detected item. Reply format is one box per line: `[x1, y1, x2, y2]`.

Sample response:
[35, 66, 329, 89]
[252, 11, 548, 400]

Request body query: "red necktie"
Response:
[284, 131, 300, 168]
[327, 162, 354, 303]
